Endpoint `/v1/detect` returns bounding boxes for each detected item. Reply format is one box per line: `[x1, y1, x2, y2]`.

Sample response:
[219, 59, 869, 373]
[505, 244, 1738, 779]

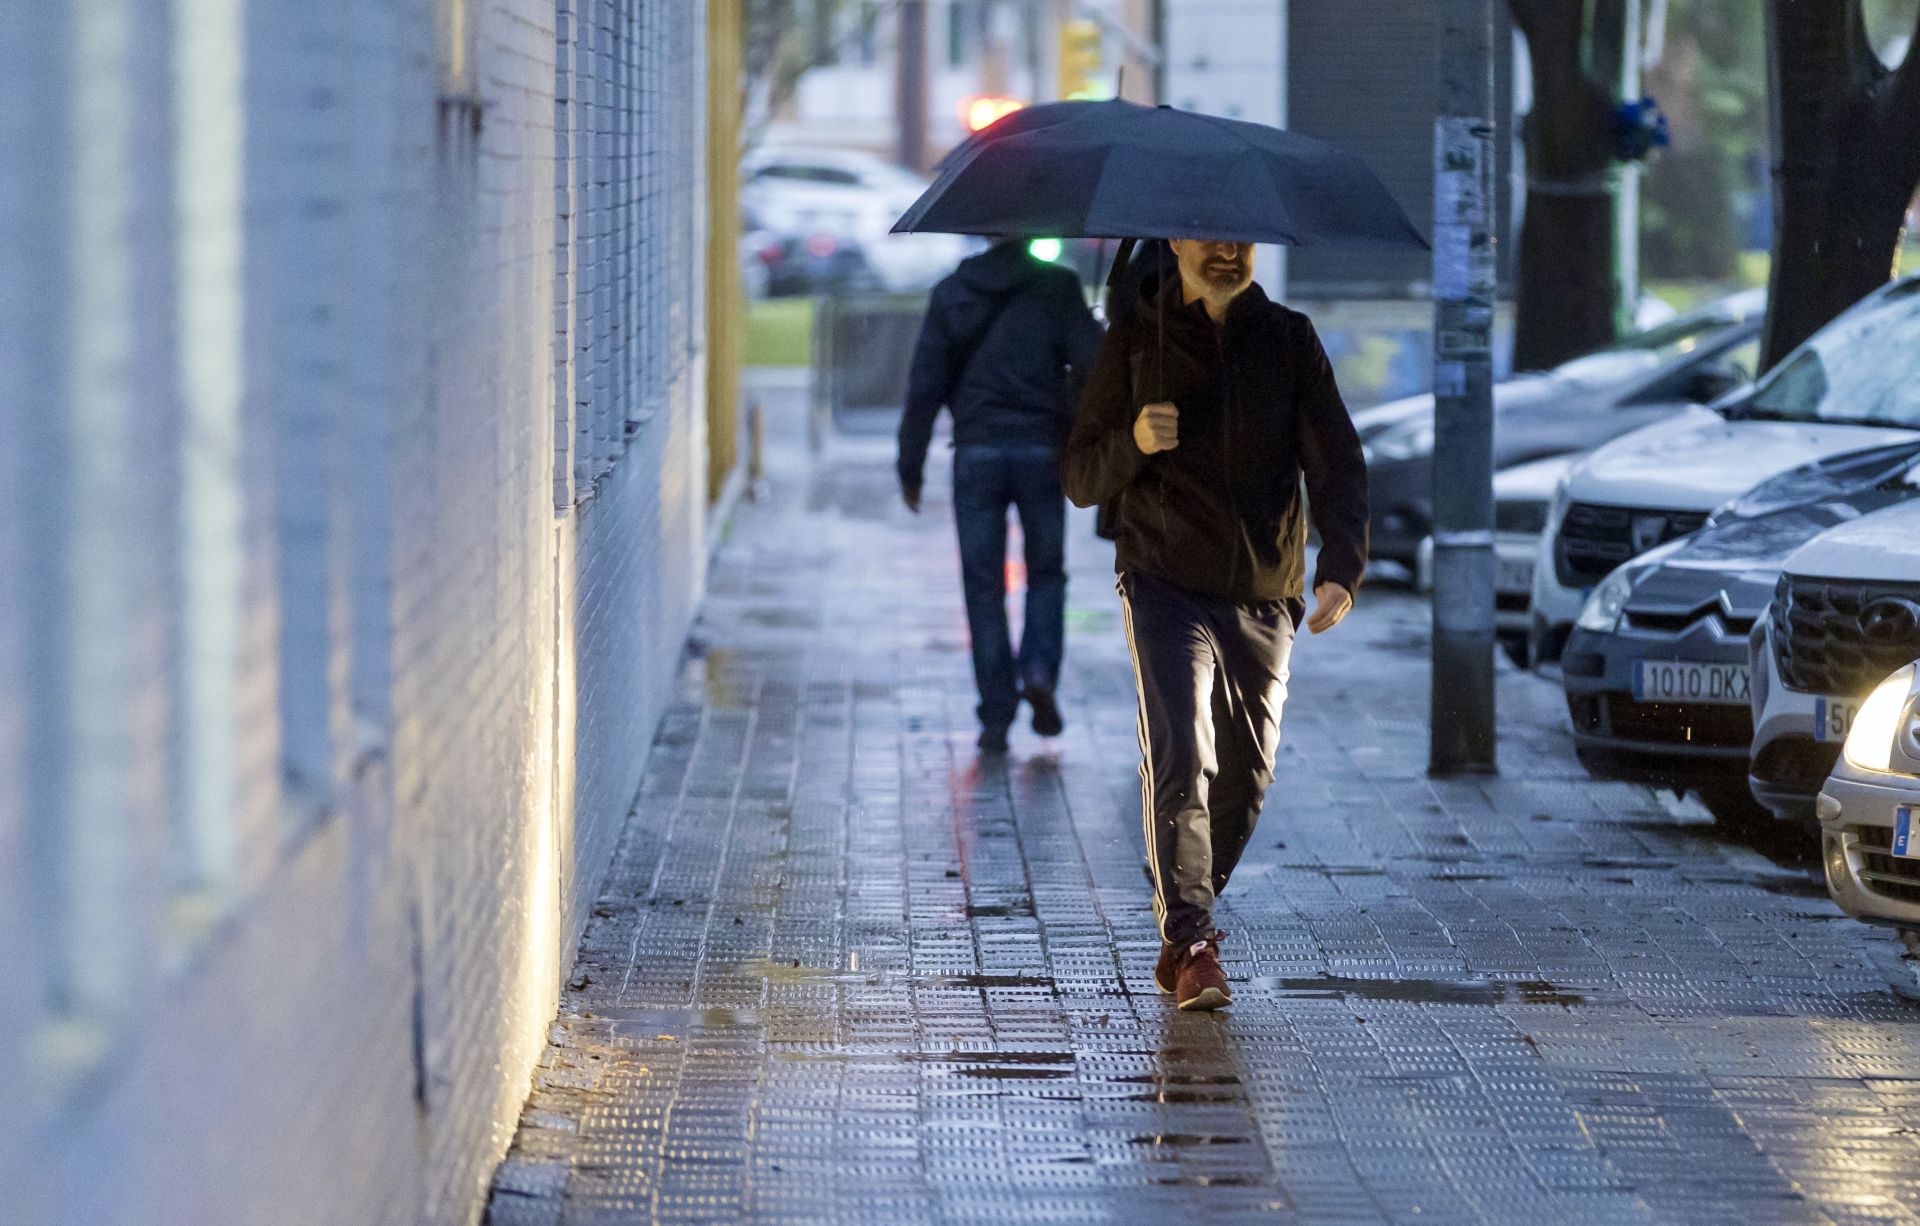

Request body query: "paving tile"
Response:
[489, 409, 1920, 1225]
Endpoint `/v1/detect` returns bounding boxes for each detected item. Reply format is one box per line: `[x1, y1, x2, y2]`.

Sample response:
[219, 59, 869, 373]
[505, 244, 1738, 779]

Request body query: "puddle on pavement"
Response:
[1125, 1088, 1246, 1104]
[733, 958, 869, 984]
[1253, 974, 1591, 1007]
[1579, 856, 1677, 871]
[956, 1066, 1075, 1081]
[927, 973, 1055, 989]
[965, 901, 1035, 919]
[1130, 1134, 1252, 1148]
[581, 1005, 761, 1031]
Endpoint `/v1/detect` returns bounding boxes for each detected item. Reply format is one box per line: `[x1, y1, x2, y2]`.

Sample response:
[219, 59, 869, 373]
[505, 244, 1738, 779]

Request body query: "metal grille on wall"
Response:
[554, 0, 701, 510]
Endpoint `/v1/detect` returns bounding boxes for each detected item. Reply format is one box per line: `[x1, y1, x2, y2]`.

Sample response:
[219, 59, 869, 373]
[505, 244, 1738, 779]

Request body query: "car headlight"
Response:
[1575, 563, 1638, 633]
[1368, 419, 1435, 462]
[1571, 536, 1688, 634]
[1842, 663, 1919, 774]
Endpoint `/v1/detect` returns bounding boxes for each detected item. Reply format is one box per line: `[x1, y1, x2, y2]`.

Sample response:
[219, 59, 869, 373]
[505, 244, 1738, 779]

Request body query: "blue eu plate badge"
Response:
[1897, 806, 1917, 859]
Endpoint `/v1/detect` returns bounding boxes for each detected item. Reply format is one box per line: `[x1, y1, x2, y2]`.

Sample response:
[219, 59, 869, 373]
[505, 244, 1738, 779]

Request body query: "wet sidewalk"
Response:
[488, 373, 1920, 1225]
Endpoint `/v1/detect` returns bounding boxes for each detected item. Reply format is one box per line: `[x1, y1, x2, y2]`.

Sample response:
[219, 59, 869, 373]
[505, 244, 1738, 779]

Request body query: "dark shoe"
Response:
[1025, 684, 1064, 738]
[1175, 932, 1231, 1011]
[1154, 941, 1182, 994]
[977, 724, 1010, 753]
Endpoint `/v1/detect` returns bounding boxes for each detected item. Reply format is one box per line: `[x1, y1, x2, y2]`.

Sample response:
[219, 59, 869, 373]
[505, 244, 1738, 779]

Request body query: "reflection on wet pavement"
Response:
[488, 401, 1920, 1225]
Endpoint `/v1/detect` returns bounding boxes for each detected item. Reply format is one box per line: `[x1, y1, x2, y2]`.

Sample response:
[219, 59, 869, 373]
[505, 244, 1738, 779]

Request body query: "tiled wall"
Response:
[0, 1, 709, 1223]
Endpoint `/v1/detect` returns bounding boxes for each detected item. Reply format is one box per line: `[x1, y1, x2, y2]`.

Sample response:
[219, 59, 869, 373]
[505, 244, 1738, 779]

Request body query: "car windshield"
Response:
[1739, 281, 1920, 428]
[1551, 312, 1740, 386]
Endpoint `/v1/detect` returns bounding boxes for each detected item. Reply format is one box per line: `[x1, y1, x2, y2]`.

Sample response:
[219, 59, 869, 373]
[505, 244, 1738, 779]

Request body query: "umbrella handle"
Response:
[1156, 243, 1168, 403]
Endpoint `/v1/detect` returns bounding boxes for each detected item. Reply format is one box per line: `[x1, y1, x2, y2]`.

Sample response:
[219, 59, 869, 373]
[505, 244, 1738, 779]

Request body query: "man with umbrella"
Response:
[1062, 239, 1369, 1011]
[897, 236, 1103, 754]
[893, 97, 1414, 1008]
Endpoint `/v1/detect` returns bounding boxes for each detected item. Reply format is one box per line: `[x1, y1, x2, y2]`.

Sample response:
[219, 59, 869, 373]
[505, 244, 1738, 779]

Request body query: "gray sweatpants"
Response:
[1118, 571, 1297, 946]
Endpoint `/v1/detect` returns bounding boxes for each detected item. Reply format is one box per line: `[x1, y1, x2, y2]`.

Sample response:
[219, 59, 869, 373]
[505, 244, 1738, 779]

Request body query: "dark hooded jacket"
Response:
[897, 242, 1103, 491]
[1062, 278, 1368, 603]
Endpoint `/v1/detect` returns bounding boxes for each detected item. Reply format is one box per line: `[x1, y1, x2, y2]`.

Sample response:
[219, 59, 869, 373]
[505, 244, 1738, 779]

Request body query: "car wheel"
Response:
[1696, 782, 1773, 833]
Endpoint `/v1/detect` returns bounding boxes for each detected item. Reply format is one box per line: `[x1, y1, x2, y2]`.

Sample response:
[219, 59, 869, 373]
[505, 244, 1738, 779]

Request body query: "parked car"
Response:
[1559, 442, 1920, 826]
[1751, 498, 1920, 822]
[1815, 657, 1920, 929]
[1358, 290, 1764, 571]
[741, 145, 975, 293]
[1478, 454, 1581, 666]
[1530, 274, 1920, 668]
[748, 228, 880, 298]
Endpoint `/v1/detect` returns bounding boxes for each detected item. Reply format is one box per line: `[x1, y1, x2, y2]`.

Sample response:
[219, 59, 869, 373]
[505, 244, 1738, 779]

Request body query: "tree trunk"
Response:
[1761, 0, 1920, 369]
[1509, 0, 1624, 371]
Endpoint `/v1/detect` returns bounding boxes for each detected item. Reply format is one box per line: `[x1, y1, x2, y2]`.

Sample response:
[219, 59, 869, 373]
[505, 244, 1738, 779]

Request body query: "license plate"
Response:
[1814, 696, 1862, 743]
[1895, 806, 1918, 858]
[1632, 660, 1751, 705]
[1496, 555, 1534, 593]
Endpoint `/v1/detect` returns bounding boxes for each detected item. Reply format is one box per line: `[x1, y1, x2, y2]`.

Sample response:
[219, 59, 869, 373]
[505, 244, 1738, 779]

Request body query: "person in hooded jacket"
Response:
[899, 237, 1103, 753]
[1062, 238, 1368, 1011]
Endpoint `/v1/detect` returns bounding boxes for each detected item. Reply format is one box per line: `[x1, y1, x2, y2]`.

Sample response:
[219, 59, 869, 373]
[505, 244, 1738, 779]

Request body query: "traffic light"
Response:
[1058, 19, 1103, 100]
[962, 95, 1025, 133]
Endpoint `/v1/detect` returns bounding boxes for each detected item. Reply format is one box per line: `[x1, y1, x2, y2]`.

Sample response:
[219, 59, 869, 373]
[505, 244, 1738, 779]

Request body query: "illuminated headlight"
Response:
[1575, 563, 1637, 633]
[1842, 663, 1919, 775]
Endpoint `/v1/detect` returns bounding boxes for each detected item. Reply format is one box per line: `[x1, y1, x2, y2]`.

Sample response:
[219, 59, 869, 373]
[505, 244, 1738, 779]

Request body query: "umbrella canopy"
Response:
[896, 98, 1427, 250]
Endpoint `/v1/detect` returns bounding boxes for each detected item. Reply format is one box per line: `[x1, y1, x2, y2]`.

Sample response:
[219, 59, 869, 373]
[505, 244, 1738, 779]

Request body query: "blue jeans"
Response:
[952, 444, 1067, 729]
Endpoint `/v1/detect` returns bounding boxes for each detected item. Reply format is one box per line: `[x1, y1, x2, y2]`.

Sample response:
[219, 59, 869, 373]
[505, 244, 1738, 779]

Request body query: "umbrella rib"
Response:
[1173, 110, 1308, 245]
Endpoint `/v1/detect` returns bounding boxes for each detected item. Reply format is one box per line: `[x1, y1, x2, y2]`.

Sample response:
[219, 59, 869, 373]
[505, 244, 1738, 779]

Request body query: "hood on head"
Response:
[955, 240, 1055, 294]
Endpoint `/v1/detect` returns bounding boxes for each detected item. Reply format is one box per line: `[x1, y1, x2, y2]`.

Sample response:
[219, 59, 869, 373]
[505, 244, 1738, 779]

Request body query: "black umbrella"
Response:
[896, 98, 1427, 250]
[930, 99, 1092, 173]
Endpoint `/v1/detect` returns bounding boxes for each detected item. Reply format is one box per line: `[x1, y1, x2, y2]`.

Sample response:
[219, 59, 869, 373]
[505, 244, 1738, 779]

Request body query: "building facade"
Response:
[0, 0, 713, 1222]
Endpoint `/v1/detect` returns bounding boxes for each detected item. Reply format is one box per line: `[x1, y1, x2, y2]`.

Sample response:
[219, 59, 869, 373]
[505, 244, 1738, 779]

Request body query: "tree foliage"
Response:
[740, 0, 871, 152]
[1639, 0, 1767, 280]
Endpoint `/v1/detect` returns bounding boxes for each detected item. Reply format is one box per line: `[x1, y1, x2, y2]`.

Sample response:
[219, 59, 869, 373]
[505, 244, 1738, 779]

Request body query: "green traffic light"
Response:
[1028, 237, 1064, 263]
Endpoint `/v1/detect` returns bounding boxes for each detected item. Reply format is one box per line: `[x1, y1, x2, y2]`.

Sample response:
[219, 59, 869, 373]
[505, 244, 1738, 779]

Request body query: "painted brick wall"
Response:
[0, 1, 712, 1223]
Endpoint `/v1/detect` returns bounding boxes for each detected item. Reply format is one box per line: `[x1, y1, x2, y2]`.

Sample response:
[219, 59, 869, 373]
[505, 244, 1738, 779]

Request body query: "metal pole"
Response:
[895, 0, 929, 172]
[1429, 0, 1498, 775]
[1616, 0, 1644, 332]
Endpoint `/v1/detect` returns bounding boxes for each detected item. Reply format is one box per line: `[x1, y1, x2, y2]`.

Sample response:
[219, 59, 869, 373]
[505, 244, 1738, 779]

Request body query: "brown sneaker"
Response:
[1154, 941, 1183, 994]
[1175, 932, 1231, 1011]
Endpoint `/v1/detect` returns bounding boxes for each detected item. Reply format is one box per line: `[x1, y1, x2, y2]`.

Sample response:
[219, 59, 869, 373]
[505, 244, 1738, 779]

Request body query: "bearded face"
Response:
[1170, 238, 1255, 296]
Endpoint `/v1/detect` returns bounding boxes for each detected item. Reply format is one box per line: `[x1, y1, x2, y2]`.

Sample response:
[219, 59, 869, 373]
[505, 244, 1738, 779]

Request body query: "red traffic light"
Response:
[962, 95, 1025, 133]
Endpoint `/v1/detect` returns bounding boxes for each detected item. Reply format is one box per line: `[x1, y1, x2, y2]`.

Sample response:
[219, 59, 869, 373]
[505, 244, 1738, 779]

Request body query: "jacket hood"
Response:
[954, 241, 1053, 295]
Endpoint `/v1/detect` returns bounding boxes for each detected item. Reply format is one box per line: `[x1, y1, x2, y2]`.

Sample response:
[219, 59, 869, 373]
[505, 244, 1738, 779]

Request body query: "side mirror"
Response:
[1686, 364, 1745, 403]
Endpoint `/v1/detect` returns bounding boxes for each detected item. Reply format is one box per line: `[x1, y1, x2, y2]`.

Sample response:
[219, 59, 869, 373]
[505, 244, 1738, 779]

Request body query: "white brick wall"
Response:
[0, 0, 712, 1222]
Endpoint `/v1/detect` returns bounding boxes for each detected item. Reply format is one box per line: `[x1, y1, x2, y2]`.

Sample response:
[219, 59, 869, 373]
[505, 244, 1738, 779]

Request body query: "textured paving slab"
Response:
[489, 391, 1920, 1225]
